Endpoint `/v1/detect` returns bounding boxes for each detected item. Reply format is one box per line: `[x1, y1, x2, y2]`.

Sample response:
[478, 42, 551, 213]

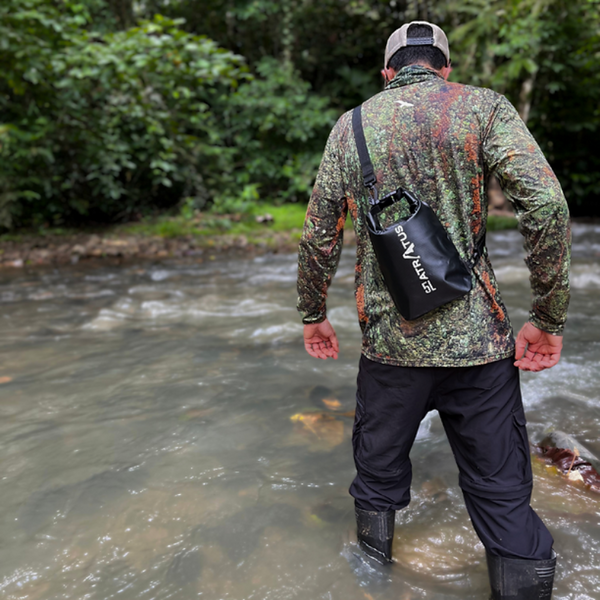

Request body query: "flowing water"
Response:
[0, 223, 599, 600]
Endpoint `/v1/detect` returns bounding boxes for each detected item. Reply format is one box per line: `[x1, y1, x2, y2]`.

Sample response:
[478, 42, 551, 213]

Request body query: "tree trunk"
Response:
[281, 0, 294, 66]
[518, 71, 537, 125]
[109, 0, 134, 29]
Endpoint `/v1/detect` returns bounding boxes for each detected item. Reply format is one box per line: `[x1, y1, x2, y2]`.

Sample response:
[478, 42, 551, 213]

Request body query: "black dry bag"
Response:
[352, 105, 484, 321]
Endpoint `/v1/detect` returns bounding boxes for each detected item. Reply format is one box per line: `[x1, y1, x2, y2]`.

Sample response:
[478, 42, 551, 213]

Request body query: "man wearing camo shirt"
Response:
[296, 21, 570, 600]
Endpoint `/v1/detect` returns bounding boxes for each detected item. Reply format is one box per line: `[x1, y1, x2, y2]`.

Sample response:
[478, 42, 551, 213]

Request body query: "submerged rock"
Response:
[534, 430, 600, 493]
[289, 411, 345, 449]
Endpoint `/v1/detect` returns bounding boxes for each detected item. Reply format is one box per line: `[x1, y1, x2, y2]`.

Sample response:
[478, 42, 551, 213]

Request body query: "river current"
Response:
[0, 223, 599, 600]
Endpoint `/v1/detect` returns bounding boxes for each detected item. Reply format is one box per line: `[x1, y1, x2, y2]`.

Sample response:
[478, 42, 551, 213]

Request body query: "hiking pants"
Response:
[350, 355, 553, 561]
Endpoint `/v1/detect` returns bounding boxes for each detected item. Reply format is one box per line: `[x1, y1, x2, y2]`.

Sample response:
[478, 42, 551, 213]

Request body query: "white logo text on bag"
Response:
[395, 225, 437, 294]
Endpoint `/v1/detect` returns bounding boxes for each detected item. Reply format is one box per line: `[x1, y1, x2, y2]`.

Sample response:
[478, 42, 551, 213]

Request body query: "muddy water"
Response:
[0, 224, 598, 600]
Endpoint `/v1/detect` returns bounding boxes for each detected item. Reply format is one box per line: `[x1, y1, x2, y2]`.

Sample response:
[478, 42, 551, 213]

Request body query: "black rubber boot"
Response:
[487, 550, 556, 600]
[355, 507, 395, 564]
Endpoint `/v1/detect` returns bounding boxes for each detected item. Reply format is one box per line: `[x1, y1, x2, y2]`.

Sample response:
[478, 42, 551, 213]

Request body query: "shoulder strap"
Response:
[471, 232, 487, 268]
[352, 105, 377, 191]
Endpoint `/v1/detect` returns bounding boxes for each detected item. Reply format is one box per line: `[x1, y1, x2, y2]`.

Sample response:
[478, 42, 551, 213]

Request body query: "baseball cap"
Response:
[384, 21, 450, 68]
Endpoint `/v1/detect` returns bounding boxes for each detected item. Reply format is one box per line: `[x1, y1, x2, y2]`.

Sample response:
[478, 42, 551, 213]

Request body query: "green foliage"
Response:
[1, 0, 599, 230]
[0, 2, 245, 227]
[487, 214, 519, 230]
[249, 202, 309, 231]
[136, 0, 411, 108]
[218, 58, 337, 208]
[120, 202, 308, 240]
[111, 0, 600, 217]
[0, 0, 335, 229]
[448, 0, 600, 215]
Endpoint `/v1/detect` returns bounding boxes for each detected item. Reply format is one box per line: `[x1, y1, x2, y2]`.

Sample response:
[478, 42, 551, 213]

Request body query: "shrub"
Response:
[0, 1, 337, 229]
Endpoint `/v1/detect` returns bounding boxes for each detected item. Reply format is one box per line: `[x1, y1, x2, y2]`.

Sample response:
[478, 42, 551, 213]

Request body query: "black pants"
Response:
[350, 355, 553, 560]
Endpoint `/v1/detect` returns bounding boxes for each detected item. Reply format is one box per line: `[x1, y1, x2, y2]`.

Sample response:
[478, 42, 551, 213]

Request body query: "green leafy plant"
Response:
[0, 2, 251, 228]
[449, 0, 600, 215]
[2, 0, 599, 231]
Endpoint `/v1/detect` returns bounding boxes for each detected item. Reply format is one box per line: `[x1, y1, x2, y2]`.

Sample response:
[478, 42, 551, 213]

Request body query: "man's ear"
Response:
[381, 66, 396, 84]
[440, 64, 452, 81]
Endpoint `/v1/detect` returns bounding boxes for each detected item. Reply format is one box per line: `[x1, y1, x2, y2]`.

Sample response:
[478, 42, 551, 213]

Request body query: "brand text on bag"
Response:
[394, 225, 437, 294]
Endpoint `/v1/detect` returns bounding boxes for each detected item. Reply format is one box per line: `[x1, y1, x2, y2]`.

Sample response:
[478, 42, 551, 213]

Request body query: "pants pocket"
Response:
[352, 391, 365, 458]
[511, 407, 533, 483]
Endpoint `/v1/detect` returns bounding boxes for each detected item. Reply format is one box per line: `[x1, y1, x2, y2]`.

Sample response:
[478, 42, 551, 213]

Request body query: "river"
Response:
[0, 223, 598, 600]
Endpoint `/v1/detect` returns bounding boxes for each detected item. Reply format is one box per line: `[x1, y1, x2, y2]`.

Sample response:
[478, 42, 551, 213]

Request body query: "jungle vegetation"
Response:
[1, 0, 599, 230]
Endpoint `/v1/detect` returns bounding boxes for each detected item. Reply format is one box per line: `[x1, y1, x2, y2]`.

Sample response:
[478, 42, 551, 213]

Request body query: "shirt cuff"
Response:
[528, 312, 565, 335]
[301, 311, 327, 325]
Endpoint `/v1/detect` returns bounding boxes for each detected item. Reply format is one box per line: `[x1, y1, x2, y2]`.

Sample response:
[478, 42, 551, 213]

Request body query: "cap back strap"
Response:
[406, 36, 434, 46]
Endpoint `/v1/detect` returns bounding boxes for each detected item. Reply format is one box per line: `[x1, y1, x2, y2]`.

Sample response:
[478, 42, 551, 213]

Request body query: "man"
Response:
[296, 21, 570, 600]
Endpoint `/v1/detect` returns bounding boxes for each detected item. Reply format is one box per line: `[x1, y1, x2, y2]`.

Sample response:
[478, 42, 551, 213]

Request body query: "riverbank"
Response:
[0, 205, 518, 270]
[0, 228, 305, 269]
[0, 204, 306, 269]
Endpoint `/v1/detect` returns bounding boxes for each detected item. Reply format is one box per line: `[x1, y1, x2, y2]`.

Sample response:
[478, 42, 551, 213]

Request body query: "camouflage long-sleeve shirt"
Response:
[297, 66, 571, 367]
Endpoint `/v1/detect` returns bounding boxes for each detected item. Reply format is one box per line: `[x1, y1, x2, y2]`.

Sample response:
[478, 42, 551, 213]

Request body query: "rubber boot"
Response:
[486, 550, 556, 600]
[355, 507, 395, 564]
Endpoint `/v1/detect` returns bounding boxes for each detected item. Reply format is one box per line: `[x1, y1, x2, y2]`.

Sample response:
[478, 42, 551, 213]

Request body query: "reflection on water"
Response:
[0, 224, 599, 600]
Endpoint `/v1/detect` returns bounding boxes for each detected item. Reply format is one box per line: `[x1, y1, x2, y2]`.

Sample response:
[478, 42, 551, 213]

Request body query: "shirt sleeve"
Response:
[483, 96, 571, 334]
[297, 122, 348, 324]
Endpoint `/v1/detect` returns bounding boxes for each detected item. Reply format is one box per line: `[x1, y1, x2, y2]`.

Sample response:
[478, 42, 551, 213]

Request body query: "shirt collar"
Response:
[385, 65, 443, 90]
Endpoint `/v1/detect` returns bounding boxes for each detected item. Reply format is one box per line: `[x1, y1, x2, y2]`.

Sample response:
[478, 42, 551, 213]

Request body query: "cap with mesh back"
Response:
[384, 21, 450, 69]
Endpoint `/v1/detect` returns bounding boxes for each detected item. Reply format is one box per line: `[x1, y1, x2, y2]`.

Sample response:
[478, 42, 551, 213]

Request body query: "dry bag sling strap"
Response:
[352, 104, 485, 320]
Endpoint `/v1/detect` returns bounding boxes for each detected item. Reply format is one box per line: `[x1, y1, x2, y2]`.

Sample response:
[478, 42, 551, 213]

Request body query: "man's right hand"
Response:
[303, 318, 339, 360]
[514, 322, 563, 372]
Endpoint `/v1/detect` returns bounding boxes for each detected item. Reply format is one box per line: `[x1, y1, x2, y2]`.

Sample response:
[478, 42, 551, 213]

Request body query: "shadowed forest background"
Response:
[1, 0, 599, 232]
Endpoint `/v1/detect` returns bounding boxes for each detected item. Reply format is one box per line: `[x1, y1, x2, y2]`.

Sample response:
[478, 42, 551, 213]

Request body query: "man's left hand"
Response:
[514, 322, 563, 372]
